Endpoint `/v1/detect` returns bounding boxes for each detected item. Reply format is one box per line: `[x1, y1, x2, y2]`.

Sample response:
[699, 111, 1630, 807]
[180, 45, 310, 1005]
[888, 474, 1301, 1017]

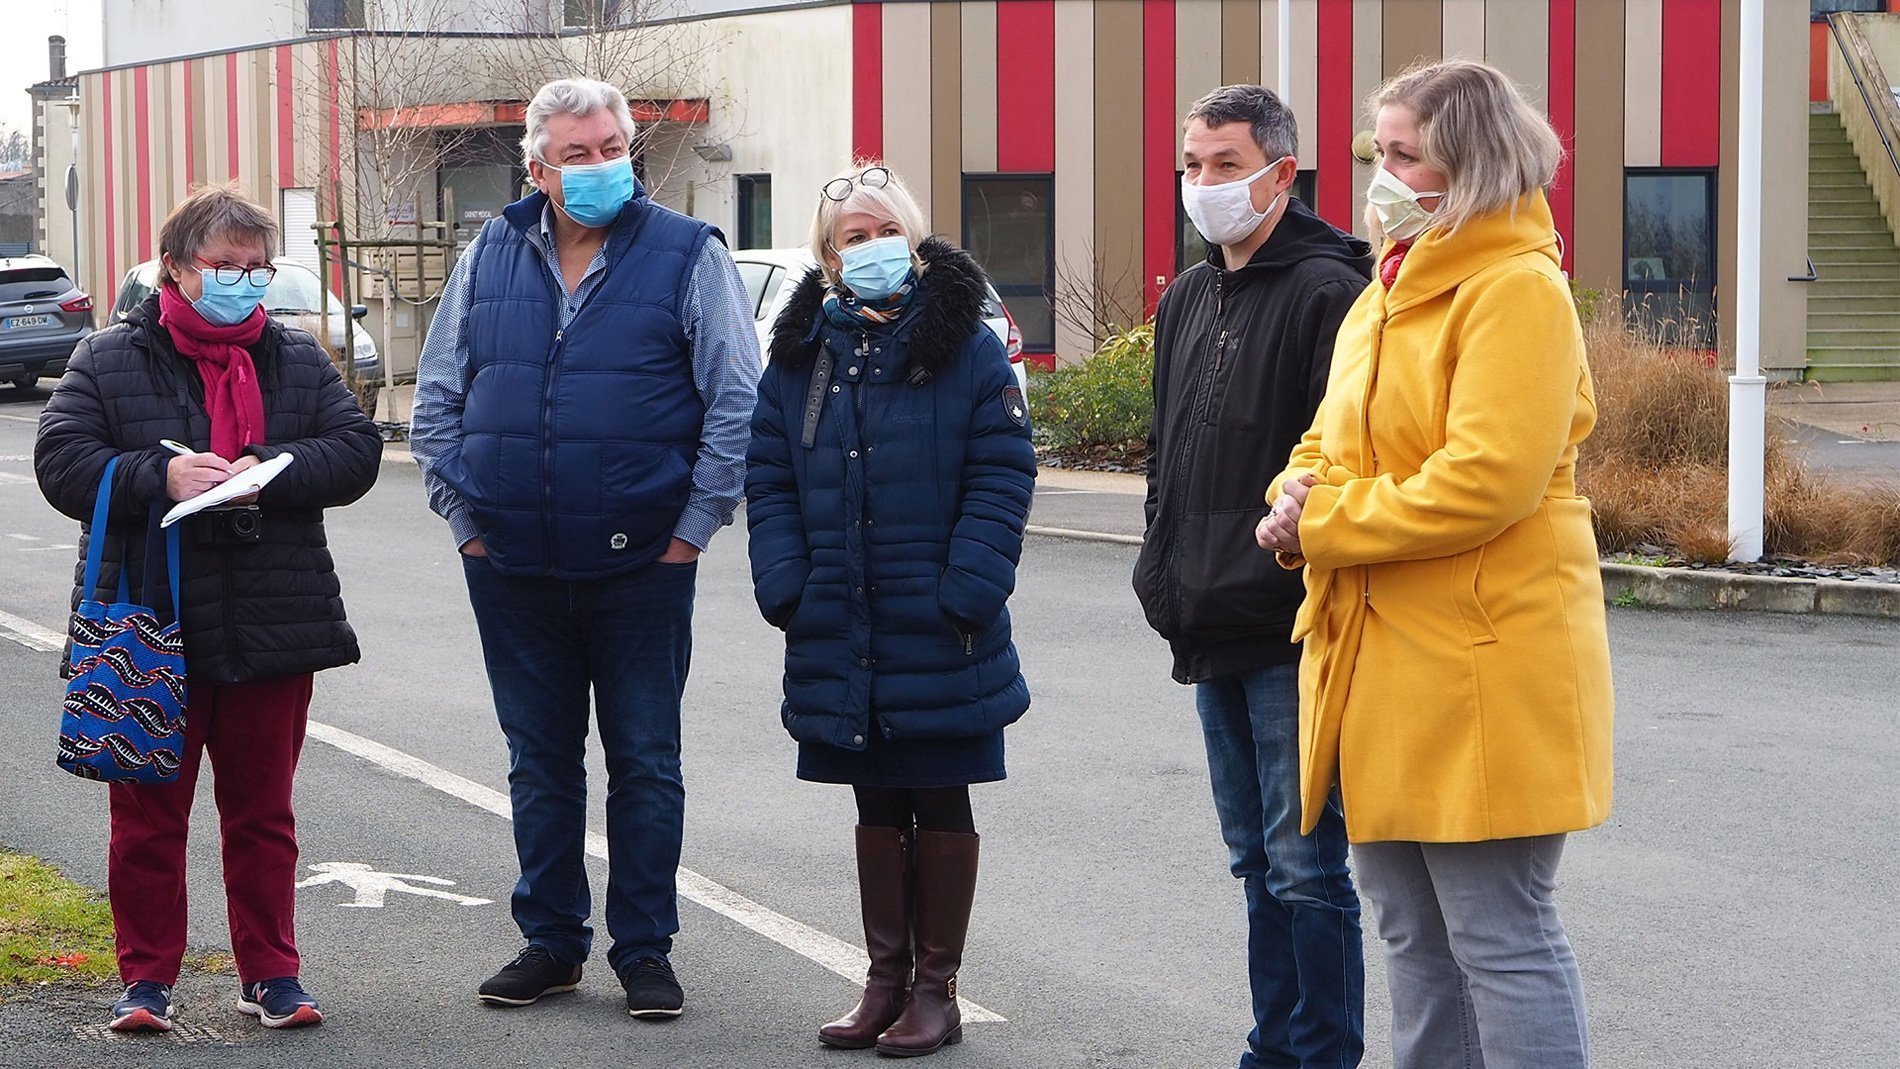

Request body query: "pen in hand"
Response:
[159, 440, 235, 501]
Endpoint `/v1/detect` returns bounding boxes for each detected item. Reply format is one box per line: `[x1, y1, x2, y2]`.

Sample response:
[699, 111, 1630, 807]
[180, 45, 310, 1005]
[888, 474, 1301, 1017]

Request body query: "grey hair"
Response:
[521, 78, 638, 166]
[807, 160, 928, 290]
[1185, 84, 1299, 161]
[157, 182, 279, 267]
[1367, 60, 1563, 233]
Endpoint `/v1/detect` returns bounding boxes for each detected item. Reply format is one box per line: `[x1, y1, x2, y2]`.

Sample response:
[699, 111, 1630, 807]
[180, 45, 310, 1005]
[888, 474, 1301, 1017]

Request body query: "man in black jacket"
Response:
[1132, 85, 1371, 1069]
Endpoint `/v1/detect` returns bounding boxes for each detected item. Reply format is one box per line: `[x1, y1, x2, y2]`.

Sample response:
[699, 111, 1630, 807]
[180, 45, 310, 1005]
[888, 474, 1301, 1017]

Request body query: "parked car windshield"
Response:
[0, 266, 75, 303]
[118, 261, 339, 317]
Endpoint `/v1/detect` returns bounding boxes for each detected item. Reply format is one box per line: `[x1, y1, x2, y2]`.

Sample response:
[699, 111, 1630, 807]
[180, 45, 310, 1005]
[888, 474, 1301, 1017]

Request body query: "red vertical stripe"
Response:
[1659, 0, 1721, 167]
[103, 71, 117, 294]
[328, 40, 343, 292]
[134, 66, 152, 263]
[1810, 21, 1829, 103]
[275, 45, 296, 187]
[852, 3, 884, 161]
[183, 61, 196, 187]
[1548, 0, 1575, 274]
[1316, 0, 1354, 227]
[1141, 0, 1174, 309]
[997, 1, 1057, 172]
[226, 53, 241, 181]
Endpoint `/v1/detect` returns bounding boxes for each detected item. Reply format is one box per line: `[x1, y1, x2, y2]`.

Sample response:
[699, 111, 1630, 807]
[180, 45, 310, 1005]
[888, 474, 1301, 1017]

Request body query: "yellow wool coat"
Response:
[1274, 191, 1614, 844]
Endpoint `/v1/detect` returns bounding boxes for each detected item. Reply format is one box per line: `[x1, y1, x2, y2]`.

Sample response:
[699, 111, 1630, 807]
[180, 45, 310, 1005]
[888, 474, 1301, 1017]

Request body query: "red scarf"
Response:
[158, 282, 267, 461]
[1378, 242, 1413, 289]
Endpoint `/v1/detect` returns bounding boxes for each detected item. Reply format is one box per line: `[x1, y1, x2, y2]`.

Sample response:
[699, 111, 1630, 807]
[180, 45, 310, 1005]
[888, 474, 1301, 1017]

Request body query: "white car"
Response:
[732, 247, 1030, 396]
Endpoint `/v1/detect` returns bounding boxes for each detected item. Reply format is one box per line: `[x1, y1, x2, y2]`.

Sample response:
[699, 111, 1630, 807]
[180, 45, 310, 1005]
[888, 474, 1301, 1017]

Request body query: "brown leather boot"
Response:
[874, 830, 979, 1057]
[818, 826, 912, 1049]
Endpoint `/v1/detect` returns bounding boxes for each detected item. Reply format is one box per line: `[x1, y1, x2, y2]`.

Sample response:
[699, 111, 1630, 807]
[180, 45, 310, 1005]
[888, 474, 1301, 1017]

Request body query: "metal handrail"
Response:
[1828, 13, 1900, 184]
[1788, 257, 1818, 283]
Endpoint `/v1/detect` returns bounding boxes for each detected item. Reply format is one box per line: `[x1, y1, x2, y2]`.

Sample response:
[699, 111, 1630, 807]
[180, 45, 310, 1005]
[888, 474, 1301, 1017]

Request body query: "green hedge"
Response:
[1028, 323, 1154, 452]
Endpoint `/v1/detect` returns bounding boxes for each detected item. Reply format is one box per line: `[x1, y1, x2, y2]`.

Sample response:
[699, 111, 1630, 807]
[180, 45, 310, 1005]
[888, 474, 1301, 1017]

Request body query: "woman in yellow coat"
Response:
[1258, 60, 1612, 1069]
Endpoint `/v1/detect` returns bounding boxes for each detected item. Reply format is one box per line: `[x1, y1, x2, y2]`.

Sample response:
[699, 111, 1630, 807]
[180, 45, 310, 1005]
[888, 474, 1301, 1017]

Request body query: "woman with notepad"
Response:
[33, 183, 381, 1035]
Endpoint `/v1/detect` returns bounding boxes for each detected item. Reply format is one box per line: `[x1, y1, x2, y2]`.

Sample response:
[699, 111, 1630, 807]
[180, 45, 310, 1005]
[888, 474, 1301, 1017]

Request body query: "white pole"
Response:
[1728, 0, 1767, 561]
[1278, 0, 1292, 103]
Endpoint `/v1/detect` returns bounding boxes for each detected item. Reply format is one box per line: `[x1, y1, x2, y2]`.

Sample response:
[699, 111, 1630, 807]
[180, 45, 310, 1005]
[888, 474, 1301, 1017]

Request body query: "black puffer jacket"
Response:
[35, 295, 381, 684]
[1132, 199, 1371, 684]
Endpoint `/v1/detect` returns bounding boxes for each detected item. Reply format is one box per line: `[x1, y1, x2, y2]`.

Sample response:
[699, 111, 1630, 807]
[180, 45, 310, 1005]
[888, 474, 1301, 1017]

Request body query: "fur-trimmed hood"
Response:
[766, 236, 992, 373]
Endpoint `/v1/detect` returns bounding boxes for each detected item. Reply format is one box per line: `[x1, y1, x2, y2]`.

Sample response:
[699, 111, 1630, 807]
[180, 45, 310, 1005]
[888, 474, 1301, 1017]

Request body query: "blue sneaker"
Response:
[109, 981, 174, 1032]
[237, 977, 324, 1029]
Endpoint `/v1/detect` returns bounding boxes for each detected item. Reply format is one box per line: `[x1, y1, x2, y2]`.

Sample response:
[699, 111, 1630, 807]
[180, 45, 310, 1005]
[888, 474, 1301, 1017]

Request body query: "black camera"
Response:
[194, 506, 264, 545]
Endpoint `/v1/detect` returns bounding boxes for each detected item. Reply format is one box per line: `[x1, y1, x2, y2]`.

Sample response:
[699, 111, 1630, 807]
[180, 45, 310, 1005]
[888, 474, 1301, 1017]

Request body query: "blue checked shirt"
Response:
[411, 204, 762, 552]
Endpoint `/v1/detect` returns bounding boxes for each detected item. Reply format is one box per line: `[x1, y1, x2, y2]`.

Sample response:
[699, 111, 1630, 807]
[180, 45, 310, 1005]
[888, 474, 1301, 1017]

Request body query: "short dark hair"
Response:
[157, 183, 279, 267]
[1185, 84, 1299, 161]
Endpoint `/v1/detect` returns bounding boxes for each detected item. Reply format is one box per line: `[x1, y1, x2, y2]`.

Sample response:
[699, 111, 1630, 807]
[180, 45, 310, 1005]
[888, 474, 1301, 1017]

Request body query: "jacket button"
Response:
[847, 366, 859, 375]
[855, 586, 864, 596]
[873, 367, 882, 375]
[852, 734, 864, 745]
[858, 657, 869, 667]
[831, 384, 841, 393]
[882, 727, 894, 739]
[849, 449, 859, 458]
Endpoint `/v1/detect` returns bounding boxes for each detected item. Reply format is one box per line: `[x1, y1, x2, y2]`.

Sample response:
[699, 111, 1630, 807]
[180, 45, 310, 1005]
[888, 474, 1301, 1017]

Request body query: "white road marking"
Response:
[305, 721, 1007, 1023]
[1025, 524, 1143, 546]
[0, 609, 63, 652]
[17, 544, 77, 551]
[6, 532, 39, 540]
[0, 472, 36, 485]
[0, 413, 37, 425]
[1032, 489, 1097, 496]
[296, 861, 493, 908]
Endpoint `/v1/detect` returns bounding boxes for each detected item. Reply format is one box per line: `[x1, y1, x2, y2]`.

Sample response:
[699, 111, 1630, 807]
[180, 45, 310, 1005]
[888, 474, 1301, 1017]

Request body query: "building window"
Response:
[1811, 0, 1885, 21]
[437, 128, 528, 249]
[1177, 169, 1316, 273]
[308, 0, 366, 30]
[963, 174, 1054, 353]
[564, 0, 624, 28]
[1623, 170, 1716, 346]
[736, 174, 772, 250]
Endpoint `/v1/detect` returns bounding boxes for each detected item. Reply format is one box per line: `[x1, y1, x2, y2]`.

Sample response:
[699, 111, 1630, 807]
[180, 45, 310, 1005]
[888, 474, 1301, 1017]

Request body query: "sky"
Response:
[2, 0, 103, 140]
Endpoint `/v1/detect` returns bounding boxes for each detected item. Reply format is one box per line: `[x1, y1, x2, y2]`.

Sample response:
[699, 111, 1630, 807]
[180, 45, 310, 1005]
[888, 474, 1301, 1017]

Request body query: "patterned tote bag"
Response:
[58, 455, 187, 784]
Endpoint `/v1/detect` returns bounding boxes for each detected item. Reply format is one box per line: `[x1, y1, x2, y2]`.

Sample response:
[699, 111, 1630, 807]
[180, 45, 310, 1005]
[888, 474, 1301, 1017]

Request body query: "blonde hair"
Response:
[1366, 60, 1563, 233]
[807, 160, 928, 289]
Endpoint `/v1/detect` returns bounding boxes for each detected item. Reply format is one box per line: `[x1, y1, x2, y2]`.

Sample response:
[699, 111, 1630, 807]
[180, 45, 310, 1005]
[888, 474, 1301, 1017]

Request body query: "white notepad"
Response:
[160, 453, 295, 528]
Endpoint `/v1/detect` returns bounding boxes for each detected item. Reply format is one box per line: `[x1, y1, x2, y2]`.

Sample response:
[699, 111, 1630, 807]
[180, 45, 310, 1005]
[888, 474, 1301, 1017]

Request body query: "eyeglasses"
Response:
[822, 167, 891, 202]
[194, 256, 277, 287]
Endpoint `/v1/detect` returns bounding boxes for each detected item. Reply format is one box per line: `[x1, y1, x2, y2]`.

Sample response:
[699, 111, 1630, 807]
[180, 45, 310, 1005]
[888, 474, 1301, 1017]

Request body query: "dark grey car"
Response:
[0, 256, 93, 389]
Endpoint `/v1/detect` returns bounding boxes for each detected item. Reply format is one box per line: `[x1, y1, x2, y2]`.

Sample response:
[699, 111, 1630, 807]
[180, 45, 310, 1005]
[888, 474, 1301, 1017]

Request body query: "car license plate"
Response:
[3, 315, 52, 330]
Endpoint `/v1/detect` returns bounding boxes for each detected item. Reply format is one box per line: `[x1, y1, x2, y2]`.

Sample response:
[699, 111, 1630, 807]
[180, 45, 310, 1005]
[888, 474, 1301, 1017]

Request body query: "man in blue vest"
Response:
[411, 78, 760, 1021]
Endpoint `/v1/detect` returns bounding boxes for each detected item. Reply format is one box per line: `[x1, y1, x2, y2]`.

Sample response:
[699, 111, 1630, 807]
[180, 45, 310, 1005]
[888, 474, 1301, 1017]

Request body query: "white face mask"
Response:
[1366, 166, 1444, 243]
[1181, 156, 1292, 249]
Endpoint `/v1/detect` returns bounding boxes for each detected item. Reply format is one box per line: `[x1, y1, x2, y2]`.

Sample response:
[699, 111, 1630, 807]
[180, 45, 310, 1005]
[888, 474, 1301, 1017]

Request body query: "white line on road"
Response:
[17, 544, 77, 551]
[6, 532, 39, 540]
[305, 721, 1007, 1023]
[0, 609, 63, 653]
[0, 472, 36, 485]
[1025, 524, 1143, 546]
[0, 414, 37, 425]
[1032, 490, 1098, 496]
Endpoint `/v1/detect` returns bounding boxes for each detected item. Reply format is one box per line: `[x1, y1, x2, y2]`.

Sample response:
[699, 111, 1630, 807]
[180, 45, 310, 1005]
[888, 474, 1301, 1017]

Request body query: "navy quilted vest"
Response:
[453, 190, 713, 579]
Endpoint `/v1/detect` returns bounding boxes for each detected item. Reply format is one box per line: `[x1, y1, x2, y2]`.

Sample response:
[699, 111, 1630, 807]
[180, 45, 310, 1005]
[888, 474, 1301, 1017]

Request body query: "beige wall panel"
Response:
[929, 1, 962, 234]
[1178, 0, 1224, 141]
[1383, 0, 1442, 76]
[1571, 0, 1625, 294]
[961, 2, 998, 173]
[82, 73, 106, 301]
[1260, 0, 1279, 98]
[1350, 0, 1382, 231]
[240, 51, 264, 198]
[881, 4, 933, 216]
[1441, 0, 1485, 60]
[1222, 0, 1262, 85]
[165, 62, 186, 204]
[1485, 0, 1547, 112]
[1094, 0, 1144, 336]
[205, 56, 228, 188]
[1289, 0, 1318, 160]
[116, 70, 135, 277]
[1054, 0, 1096, 362]
[1623, 0, 1662, 167]
[1759, 0, 1809, 371]
[190, 58, 212, 187]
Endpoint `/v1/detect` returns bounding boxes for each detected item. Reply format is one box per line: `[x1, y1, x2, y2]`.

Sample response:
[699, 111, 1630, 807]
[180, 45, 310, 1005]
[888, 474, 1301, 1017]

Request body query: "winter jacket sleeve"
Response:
[744, 360, 811, 629]
[1144, 286, 1173, 530]
[1296, 268, 1583, 568]
[938, 330, 1037, 631]
[244, 341, 382, 509]
[1298, 276, 1362, 429]
[34, 334, 170, 525]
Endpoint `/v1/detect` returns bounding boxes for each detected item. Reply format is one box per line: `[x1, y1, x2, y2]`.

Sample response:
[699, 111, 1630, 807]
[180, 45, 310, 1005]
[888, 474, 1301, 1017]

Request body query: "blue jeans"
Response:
[463, 555, 695, 978]
[1196, 665, 1364, 1069]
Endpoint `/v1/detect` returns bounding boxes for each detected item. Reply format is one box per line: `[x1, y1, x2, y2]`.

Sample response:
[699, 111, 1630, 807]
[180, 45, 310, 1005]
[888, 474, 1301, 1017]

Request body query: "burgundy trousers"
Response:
[107, 672, 313, 986]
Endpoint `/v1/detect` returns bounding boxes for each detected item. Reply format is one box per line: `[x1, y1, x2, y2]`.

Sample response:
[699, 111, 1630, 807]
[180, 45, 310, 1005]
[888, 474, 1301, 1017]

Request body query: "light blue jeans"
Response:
[1353, 835, 1590, 1069]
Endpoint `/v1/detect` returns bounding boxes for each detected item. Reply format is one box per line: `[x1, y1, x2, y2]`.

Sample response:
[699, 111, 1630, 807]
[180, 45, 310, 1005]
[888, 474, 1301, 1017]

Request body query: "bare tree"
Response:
[0, 125, 29, 172]
[1053, 243, 1151, 354]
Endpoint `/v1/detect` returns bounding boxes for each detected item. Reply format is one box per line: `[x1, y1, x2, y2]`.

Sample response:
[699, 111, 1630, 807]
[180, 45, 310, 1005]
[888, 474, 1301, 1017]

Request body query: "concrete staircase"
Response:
[1807, 111, 1900, 382]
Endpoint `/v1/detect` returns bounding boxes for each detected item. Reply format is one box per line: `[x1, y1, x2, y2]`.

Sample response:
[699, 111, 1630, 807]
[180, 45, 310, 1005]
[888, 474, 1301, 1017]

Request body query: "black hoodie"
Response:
[1132, 197, 1372, 684]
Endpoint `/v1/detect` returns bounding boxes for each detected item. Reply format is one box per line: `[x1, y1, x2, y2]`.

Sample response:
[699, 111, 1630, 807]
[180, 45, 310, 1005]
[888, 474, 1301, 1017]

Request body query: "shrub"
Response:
[1029, 322, 1154, 460]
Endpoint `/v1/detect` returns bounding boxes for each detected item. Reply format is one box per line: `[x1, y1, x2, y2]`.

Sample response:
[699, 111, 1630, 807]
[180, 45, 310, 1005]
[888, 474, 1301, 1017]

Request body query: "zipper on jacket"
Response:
[541, 327, 565, 562]
[1163, 271, 1231, 635]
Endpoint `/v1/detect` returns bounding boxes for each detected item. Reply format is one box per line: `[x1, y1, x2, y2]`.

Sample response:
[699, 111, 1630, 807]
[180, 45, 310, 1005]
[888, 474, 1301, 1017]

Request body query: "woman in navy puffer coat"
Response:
[745, 162, 1034, 1057]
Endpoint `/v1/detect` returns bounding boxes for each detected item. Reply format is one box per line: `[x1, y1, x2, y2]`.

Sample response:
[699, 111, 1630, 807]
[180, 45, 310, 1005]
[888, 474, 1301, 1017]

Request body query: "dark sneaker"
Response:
[622, 956, 684, 1020]
[478, 944, 583, 1007]
[109, 981, 174, 1032]
[237, 977, 324, 1029]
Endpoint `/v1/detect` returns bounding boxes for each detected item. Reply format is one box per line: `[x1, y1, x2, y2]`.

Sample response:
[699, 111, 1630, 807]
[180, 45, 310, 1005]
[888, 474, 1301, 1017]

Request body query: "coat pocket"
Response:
[1450, 545, 1498, 645]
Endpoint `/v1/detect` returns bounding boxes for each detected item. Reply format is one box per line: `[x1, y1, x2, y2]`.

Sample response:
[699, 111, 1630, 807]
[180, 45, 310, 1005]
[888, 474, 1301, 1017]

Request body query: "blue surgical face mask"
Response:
[193, 270, 268, 326]
[837, 236, 914, 300]
[542, 155, 636, 229]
